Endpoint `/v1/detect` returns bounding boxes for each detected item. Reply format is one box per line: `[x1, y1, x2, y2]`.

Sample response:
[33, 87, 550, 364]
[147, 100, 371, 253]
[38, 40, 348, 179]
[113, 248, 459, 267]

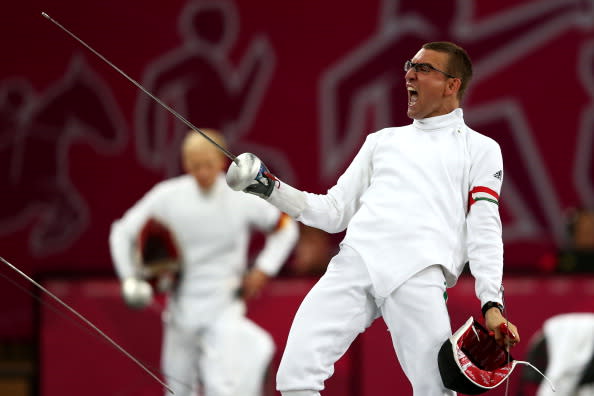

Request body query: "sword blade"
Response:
[41, 11, 238, 164]
[0, 256, 174, 394]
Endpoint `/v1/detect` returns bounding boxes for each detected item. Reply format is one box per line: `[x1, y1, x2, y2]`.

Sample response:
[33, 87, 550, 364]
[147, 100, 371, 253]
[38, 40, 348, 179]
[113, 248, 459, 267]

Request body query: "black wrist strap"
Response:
[481, 301, 504, 318]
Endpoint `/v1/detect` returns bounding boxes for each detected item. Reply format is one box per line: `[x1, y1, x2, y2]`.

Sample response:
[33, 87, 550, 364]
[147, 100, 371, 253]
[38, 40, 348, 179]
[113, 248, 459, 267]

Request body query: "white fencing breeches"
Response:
[162, 303, 275, 396]
[276, 246, 455, 396]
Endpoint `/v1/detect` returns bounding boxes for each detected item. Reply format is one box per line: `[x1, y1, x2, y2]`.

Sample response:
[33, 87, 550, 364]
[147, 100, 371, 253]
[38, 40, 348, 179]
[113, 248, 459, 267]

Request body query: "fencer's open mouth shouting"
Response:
[404, 54, 460, 120]
[407, 85, 418, 109]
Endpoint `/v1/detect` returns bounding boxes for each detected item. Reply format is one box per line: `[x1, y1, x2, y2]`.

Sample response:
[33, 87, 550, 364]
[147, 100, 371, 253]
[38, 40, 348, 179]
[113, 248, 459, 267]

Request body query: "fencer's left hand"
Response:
[241, 268, 270, 300]
[485, 308, 520, 349]
[121, 277, 154, 309]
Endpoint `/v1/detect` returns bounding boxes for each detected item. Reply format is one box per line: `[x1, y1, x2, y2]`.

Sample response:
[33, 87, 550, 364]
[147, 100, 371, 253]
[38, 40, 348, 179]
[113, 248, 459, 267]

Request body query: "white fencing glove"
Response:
[121, 277, 154, 309]
[226, 153, 307, 217]
[226, 153, 278, 199]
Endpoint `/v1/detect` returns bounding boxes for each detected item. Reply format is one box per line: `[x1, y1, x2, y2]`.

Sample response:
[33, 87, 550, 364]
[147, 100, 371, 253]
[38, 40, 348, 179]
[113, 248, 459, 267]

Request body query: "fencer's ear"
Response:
[446, 77, 461, 98]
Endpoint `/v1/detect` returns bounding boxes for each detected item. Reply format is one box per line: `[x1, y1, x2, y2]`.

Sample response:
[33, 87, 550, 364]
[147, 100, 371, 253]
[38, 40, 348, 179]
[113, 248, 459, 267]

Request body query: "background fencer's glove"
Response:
[121, 277, 154, 309]
[226, 153, 278, 199]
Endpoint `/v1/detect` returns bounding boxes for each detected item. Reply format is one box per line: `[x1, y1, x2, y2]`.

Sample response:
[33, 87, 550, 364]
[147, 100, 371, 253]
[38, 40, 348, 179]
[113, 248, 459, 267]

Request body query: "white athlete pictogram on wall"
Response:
[134, 0, 295, 183]
[0, 56, 126, 255]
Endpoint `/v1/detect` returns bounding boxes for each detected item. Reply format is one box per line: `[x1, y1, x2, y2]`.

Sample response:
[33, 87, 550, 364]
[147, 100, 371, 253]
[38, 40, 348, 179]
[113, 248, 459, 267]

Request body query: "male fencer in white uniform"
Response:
[110, 129, 299, 396]
[226, 42, 521, 395]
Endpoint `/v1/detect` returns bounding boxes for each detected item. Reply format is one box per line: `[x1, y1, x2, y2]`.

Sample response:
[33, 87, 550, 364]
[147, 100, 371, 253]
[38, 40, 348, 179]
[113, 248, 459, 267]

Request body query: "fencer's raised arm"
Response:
[226, 138, 374, 233]
[226, 152, 306, 217]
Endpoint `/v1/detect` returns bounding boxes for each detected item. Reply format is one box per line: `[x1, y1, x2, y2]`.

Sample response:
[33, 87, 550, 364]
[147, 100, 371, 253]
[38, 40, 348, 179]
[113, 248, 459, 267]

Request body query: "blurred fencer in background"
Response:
[109, 129, 298, 396]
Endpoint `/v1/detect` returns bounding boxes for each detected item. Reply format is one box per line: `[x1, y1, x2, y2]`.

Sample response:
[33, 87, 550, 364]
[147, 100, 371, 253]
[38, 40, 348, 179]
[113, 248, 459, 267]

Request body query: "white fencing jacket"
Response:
[110, 173, 298, 330]
[270, 108, 504, 303]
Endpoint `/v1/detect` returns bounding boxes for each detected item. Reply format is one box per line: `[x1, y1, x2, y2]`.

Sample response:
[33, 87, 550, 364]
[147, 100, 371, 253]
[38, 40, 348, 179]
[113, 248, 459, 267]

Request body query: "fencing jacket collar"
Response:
[413, 108, 463, 131]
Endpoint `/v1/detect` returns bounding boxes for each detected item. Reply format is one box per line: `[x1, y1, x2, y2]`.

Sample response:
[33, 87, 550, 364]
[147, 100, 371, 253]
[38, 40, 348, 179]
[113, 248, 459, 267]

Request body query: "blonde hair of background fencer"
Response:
[181, 129, 229, 190]
[181, 129, 228, 157]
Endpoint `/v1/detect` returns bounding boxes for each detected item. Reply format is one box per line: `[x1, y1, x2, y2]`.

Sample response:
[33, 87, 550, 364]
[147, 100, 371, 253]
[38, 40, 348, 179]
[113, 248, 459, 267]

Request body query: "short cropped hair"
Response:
[423, 42, 473, 101]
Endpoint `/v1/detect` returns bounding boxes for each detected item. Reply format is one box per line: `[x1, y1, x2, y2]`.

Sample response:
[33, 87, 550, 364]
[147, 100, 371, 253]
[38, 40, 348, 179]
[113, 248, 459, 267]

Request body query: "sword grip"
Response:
[499, 322, 517, 340]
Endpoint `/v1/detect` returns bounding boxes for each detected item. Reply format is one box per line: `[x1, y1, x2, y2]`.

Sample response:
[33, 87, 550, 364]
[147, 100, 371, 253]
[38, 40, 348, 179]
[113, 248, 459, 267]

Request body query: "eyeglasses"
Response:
[404, 60, 457, 79]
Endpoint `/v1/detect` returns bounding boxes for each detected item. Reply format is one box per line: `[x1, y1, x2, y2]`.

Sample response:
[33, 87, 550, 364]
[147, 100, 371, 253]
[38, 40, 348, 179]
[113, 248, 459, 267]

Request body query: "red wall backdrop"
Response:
[1, 0, 594, 391]
[39, 276, 594, 396]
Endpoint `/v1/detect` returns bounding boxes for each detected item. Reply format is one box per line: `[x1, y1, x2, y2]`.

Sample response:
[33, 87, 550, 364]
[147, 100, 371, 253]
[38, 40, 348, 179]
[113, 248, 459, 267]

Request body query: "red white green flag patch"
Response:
[469, 186, 499, 207]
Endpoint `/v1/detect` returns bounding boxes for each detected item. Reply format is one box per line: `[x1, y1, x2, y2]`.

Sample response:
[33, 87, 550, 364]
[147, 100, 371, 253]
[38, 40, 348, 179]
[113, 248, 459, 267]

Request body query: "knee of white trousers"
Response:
[276, 355, 326, 392]
[233, 329, 275, 396]
[281, 391, 321, 396]
[254, 328, 276, 363]
[381, 265, 453, 396]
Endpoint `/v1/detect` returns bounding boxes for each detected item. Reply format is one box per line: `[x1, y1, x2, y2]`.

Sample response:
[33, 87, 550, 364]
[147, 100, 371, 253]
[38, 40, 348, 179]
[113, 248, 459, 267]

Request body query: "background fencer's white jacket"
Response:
[537, 313, 594, 396]
[297, 108, 503, 303]
[110, 174, 297, 330]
